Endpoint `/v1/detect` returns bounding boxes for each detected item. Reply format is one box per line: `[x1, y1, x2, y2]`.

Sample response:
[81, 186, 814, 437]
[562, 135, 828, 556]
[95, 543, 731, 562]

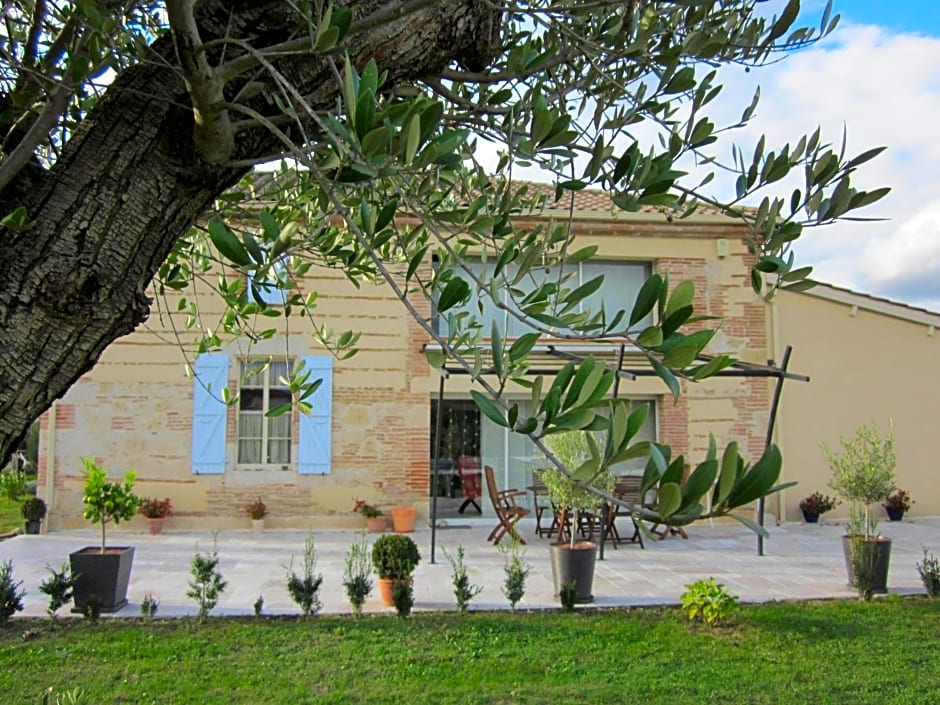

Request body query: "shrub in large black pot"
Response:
[371, 534, 420, 607]
[69, 458, 140, 613]
[20, 496, 47, 534]
[824, 422, 896, 598]
[541, 431, 615, 605]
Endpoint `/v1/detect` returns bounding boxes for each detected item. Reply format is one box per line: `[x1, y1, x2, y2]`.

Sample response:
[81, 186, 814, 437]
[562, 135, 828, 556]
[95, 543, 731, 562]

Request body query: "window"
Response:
[237, 359, 293, 465]
[436, 260, 652, 337]
[429, 396, 657, 519]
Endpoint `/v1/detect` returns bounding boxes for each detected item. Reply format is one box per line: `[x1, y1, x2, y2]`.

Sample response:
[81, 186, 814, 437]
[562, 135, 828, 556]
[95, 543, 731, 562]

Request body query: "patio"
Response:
[2, 516, 936, 618]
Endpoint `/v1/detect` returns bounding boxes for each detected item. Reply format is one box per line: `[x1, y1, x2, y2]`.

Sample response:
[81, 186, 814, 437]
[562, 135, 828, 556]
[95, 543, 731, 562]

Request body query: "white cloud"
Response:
[706, 22, 940, 308]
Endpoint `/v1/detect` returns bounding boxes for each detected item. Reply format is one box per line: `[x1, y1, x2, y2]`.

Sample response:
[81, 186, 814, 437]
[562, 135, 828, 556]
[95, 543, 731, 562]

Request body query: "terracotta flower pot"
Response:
[146, 517, 165, 535]
[377, 577, 411, 607]
[367, 516, 387, 532]
[391, 507, 417, 533]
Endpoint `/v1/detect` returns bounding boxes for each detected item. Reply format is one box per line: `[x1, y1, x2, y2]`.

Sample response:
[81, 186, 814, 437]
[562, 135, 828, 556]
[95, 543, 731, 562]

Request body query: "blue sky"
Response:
[830, 1, 940, 35]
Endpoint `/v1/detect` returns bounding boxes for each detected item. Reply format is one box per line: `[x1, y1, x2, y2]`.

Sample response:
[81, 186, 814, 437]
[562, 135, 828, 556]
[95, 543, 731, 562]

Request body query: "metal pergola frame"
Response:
[426, 343, 808, 563]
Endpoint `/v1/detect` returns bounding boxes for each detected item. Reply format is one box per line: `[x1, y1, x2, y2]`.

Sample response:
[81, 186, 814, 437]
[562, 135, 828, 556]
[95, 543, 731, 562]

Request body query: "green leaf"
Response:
[730, 513, 770, 539]
[437, 277, 470, 312]
[649, 355, 680, 401]
[630, 274, 662, 326]
[470, 390, 508, 428]
[665, 280, 695, 318]
[657, 483, 682, 518]
[508, 332, 540, 362]
[727, 445, 783, 508]
[208, 217, 251, 267]
[636, 326, 663, 348]
[679, 459, 718, 513]
[662, 344, 699, 369]
[713, 442, 739, 508]
[490, 322, 504, 379]
[551, 409, 596, 431]
[405, 114, 421, 164]
[425, 349, 445, 368]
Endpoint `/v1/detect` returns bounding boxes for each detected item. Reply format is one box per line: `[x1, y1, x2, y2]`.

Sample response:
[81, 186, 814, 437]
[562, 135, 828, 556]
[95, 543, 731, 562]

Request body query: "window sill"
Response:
[234, 465, 295, 472]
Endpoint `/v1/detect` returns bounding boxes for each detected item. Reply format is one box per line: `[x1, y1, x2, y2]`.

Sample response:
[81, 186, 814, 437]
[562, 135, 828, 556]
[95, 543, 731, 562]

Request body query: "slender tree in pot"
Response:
[69, 458, 140, 613]
[824, 422, 896, 597]
[542, 431, 613, 605]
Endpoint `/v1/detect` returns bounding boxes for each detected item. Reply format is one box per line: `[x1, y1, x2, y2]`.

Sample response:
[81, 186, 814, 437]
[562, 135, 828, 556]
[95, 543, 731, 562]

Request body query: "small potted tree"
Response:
[70, 458, 140, 613]
[825, 422, 896, 596]
[542, 431, 613, 605]
[138, 497, 173, 535]
[371, 533, 421, 607]
[20, 496, 47, 534]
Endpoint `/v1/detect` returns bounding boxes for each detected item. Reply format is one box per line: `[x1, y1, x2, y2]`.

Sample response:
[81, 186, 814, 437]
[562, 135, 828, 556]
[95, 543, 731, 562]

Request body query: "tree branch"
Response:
[166, 0, 233, 163]
[0, 86, 70, 193]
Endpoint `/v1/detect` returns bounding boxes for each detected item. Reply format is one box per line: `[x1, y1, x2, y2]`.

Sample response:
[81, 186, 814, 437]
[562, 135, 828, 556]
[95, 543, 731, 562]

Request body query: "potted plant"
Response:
[798, 491, 838, 523]
[138, 497, 173, 535]
[353, 498, 386, 532]
[247, 497, 267, 532]
[390, 506, 417, 533]
[883, 489, 912, 521]
[824, 421, 896, 595]
[20, 496, 47, 534]
[371, 533, 421, 607]
[69, 458, 140, 613]
[541, 431, 613, 605]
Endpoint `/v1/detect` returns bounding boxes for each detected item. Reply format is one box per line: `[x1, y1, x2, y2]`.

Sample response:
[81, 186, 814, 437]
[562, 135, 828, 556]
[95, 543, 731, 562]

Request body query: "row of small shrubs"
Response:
[0, 535, 533, 623]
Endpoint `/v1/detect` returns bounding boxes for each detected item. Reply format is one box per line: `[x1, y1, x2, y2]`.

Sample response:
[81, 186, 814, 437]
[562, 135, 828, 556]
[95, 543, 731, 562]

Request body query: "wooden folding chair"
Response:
[529, 469, 556, 538]
[603, 476, 645, 549]
[484, 465, 530, 545]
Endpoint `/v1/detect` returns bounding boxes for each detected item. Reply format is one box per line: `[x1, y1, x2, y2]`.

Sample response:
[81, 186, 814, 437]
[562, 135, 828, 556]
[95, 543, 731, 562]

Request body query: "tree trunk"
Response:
[0, 0, 500, 464]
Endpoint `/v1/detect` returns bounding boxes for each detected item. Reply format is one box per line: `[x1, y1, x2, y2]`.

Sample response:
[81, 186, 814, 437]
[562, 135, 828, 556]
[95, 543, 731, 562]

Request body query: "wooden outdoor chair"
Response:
[456, 455, 482, 515]
[484, 465, 530, 545]
[603, 476, 645, 549]
[529, 469, 556, 538]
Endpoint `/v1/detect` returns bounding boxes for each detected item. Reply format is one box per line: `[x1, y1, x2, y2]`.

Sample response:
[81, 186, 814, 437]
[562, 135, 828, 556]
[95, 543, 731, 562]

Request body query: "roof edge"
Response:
[791, 281, 940, 328]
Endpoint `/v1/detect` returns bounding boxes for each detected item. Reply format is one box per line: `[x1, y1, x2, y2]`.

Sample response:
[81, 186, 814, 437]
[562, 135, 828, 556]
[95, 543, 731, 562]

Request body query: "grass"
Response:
[2, 599, 939, 704]
[0, 495, 22, 534]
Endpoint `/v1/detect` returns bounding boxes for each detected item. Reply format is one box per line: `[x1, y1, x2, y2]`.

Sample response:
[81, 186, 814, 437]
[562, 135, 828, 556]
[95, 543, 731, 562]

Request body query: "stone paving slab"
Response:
[1, 516, 937, 619]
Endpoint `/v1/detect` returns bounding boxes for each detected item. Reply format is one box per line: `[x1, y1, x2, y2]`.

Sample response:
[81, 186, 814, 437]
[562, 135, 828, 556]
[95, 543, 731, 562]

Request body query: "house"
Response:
[773, 282, 940, 521]
[34, 189, 939, 531]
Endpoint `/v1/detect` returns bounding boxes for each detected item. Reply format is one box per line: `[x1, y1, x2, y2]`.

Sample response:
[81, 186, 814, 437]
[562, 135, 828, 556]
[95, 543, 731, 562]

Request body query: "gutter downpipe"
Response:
[43, 402, 57, 534]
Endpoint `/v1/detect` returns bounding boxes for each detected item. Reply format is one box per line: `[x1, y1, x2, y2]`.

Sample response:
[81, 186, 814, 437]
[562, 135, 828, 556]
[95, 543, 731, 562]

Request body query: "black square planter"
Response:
[70, 546, 135, 613]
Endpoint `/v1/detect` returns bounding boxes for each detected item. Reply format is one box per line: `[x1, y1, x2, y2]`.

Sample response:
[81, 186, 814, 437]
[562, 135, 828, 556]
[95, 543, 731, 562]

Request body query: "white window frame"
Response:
[235, 359, 294, 468]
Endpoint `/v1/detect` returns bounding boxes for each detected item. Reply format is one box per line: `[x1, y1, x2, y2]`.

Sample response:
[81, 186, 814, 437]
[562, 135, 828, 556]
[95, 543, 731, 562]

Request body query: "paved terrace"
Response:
[2, 517, 937, 618]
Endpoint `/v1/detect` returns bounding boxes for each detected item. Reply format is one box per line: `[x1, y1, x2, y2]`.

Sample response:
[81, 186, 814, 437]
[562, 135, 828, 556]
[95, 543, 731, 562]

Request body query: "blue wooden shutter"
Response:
[298, 355, 333, 474]
[191, 353, 229, 474]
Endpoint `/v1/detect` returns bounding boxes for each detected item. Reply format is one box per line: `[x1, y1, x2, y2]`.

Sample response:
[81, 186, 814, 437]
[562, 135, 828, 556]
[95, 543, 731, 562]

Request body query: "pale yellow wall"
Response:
[774, 289, 940, 520]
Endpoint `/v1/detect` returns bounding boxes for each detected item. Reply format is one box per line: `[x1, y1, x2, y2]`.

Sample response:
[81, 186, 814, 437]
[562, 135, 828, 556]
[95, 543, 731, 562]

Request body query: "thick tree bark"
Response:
[0, 0, 500, 464]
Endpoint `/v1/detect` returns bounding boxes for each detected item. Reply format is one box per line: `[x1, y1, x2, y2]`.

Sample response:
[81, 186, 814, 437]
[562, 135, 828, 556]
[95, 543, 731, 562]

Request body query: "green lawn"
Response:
[2, 599, 939, 704]
[0, 496, 22, 534]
